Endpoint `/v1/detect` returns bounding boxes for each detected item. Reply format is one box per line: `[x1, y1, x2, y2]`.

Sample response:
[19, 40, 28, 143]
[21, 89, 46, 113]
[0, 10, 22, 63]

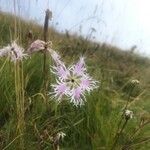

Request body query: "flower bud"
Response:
[124, 109, 133, 120]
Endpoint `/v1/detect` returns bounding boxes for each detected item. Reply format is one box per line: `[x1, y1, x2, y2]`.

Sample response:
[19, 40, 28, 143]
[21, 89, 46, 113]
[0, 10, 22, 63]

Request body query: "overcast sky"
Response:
[0, 0, 150, 56]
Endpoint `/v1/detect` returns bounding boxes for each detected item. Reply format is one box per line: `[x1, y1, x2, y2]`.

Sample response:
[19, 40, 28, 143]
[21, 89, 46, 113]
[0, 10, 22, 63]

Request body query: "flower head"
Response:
[57, 132, 66, 140]
[50, 51, 98, 106]
[124, 109, 133, 120]
[131, 79, 140, 85]
[27, 39, 52, 54]
[52, 131, 66, 146]
[0, 41, 27, 62]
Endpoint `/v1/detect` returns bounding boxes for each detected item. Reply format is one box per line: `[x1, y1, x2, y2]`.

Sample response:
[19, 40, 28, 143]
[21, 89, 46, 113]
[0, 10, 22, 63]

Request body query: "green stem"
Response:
[122, 136, 150, 150]
[14, 61, 25, 149]
[112, 85, 135, 147]
[111, 119, 128, 150]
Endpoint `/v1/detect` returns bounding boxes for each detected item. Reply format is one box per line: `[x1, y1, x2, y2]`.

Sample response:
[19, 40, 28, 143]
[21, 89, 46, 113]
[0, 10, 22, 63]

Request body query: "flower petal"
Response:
[80, 75, 98, 92]
[0, 46, 11, 57]
[70, 87, 85, 106]
[51, 64, 70, 80]
[27, 40, 46, 53]
[10, 41, 28, 62]
[48, 49, 63, 66]
[72, 57, 86, 76]
[0, 41, 27, 62]
[50, 82, 69, 101]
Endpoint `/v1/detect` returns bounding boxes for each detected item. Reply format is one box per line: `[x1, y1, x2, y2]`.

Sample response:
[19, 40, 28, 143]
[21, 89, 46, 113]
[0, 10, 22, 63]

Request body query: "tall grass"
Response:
[14, 61, 25, 149]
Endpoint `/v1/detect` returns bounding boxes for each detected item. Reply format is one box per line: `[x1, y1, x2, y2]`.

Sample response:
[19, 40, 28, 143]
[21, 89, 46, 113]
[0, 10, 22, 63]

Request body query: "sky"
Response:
[0, 0, 150, 56]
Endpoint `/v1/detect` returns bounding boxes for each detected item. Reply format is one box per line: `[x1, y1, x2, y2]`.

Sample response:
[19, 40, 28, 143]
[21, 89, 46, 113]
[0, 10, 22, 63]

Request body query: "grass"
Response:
[0, 11, 150, 150]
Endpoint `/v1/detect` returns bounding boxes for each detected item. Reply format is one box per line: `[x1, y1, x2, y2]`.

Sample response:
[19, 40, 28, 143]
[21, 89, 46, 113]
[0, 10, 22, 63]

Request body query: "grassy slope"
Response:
[0, 11, 150, 149]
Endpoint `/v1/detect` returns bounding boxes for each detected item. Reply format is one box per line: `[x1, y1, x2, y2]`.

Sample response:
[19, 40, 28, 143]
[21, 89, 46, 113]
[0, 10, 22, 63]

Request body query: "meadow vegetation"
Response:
[0, 11, 150, 150]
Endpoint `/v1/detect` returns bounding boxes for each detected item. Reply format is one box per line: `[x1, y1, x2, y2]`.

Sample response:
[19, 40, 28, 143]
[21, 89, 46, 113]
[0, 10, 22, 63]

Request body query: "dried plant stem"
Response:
[122, 120, 150, 149]
[12, 0, 25, 149]
[122, 136, 150, 150]
[14, 61, 25, 149]
[0, 57, 8, 73]
[13, 0, 17, 39]
[53, 144, 60, 150]
[43, 9, 51, 91]
[111, 119, 129, 150]
[112, 86, 135, 147]
[2, 134, 23, 150]
[130, 120, 150, 140]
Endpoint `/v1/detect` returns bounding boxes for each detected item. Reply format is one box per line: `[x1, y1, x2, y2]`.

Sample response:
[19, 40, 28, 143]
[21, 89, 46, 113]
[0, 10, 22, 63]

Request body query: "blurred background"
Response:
[0, 0, 150, 56]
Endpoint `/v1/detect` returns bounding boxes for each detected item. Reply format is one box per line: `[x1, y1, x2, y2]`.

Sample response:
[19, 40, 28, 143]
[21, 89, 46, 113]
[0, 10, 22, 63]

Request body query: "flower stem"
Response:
[43, 9, 51, 91]
[112, 85, 135, 149]
[14, 61, 25, 149]
[111, 119, 129, 150]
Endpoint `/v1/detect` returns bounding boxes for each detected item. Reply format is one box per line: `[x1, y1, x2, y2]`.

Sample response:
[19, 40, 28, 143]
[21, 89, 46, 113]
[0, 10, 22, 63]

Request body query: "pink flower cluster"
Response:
[0, 39, 98, 106]
[27, 39, 98, 106]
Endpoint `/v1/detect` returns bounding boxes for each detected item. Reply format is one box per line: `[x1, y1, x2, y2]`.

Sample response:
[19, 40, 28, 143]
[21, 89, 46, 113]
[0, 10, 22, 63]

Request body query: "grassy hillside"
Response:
[0, 11, 150, 150]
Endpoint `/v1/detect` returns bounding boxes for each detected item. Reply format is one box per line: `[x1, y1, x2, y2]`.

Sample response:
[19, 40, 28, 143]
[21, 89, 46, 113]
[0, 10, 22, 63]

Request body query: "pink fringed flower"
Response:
[0, 41, 27, 62]
[28, 40, 62, 66]
[27, 39, 52, 54]
[50, 53, 98, 106]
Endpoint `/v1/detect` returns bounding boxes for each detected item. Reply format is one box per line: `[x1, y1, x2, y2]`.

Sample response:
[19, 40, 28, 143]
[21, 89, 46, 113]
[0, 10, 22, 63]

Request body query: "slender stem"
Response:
[53, 144, 60, 150]
[43, 9, 51, 90]
[13, 1, 25, 148]
[130, 120, 150, 140]
[122, 137, 150, 150]
[111, 119, 128, 150]
[14, 61, 25, 149]
[113, 85, 135, 146]
[0, 57, 8, 73]
[13, 0, 17, 39]
[2, 134, 23, 150]
[122, 120, 150, 149]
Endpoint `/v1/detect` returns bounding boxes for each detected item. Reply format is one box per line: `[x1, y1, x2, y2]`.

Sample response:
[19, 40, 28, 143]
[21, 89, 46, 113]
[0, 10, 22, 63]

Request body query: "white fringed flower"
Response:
[52, 132, 66, 146]
[131, 79, 140, 84]
[57, 132, 66, 140]
[125, 109, 133, 120]
[0, 41, 27, 62]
